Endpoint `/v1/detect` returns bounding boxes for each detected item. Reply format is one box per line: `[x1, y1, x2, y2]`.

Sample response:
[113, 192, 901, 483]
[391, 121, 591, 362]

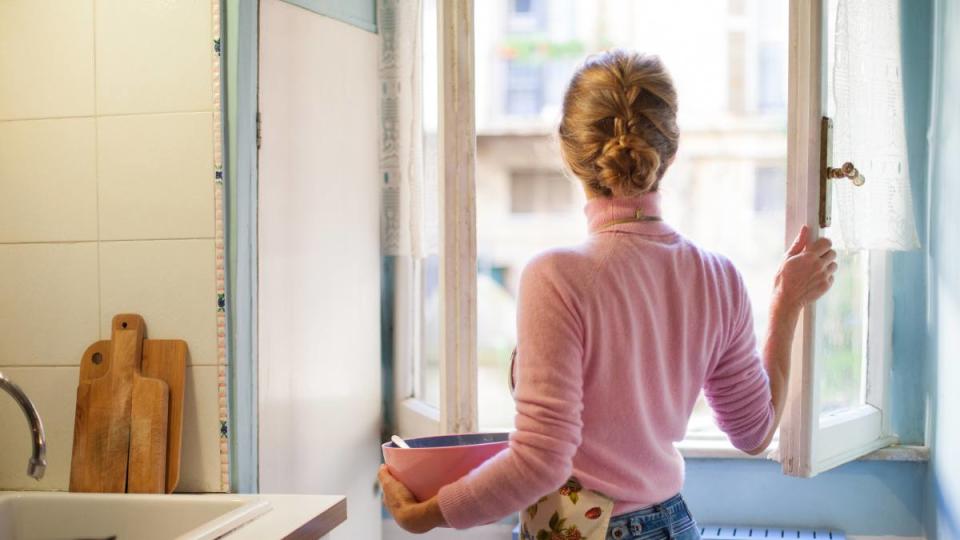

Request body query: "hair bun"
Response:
[595, 132, 661, 195]
[558, 49, 679, 198]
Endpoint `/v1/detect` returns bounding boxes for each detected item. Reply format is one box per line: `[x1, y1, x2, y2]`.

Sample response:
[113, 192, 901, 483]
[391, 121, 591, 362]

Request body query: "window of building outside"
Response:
[508, 0, 546, 33]
[472, 0, 797, 435]
[506, 61, 545, 117]
[511, 169, 574, 214]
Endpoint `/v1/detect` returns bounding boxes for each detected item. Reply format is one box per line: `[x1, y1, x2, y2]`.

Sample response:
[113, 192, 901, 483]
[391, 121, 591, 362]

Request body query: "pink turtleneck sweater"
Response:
[436, 192, 774, 528]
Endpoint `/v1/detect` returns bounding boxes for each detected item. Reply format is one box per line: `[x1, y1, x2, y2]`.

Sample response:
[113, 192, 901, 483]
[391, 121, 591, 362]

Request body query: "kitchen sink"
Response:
[0, 491, 271, 540]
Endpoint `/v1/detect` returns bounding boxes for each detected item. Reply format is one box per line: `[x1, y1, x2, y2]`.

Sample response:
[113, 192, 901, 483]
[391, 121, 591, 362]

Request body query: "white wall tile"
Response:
[1, 0, 224, 495]
[176, 365, 223, 493]
[98, 113, 215, 241]
[0, 1, 95, 120]
[0, 366, 222, 494]
[0, 366, 79, 490]
[99, 240, 217, 366]
[0, 119, 98, 243]
[0, 244, 100, 366]
[95, 0, 213, 115]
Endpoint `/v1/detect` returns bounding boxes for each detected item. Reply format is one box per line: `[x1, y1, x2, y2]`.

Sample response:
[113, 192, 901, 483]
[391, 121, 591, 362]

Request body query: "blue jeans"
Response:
[605, 494, 701, 540]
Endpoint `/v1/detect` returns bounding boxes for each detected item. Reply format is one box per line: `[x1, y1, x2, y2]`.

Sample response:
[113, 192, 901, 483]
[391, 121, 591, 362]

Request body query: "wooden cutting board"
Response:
[70, 314, 144, 492]
[74, 335, 187, 493]
[128, 368, 169, 493]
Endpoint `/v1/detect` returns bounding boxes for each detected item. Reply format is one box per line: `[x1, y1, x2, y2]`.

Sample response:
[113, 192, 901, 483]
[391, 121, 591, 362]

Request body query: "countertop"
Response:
[218, 494, 347, 539]
[0, 491, 347, 540]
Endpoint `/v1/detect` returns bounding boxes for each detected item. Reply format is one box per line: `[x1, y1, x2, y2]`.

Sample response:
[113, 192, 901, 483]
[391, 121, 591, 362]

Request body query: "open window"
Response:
[778, 0, 910, 476]
[391, 0, 909, 473]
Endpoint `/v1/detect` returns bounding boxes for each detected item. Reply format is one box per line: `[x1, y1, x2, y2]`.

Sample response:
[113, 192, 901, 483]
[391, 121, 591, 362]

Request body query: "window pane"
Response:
[420, 255, 441, 408]
[475, 0, 789, 432]
[815, 252, 867, 415]
[817, 0, 869, 418]
[506, 61, 544, 117]
[416, 0, 441, 408]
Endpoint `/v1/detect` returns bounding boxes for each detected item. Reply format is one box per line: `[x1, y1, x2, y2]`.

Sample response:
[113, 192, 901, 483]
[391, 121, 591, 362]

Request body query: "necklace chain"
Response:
[596, 208, 662, 230]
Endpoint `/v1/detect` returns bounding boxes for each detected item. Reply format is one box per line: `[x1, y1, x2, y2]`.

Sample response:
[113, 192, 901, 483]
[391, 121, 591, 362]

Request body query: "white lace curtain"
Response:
[830, 0, 920, 251]
[379, 0, 438, 257]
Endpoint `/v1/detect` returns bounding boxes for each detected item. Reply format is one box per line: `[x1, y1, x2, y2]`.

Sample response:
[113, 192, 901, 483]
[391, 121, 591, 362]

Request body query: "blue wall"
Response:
[276, 0, 376, 33]
[685, 460, 925, 536]
[924, 0, 960, 537]
[892, 0, 934, 446]
[684, 2, 934, 536]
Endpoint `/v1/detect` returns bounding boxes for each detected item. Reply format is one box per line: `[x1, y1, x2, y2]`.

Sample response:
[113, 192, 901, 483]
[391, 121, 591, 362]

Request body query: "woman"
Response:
[380, 50, 837, 539]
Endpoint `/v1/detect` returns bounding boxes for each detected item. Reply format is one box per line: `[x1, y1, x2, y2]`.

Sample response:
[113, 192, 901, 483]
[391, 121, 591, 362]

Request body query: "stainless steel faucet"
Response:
[0, 371, 46, 480]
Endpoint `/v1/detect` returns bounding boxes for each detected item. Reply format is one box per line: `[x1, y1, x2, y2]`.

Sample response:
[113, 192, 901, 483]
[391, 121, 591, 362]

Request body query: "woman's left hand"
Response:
[378, 465, 448, 533]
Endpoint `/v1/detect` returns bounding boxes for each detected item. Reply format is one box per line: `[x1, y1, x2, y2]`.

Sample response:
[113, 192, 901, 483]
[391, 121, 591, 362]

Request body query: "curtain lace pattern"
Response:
[379, 0, 438, 257]
[831, 0, 920, 250]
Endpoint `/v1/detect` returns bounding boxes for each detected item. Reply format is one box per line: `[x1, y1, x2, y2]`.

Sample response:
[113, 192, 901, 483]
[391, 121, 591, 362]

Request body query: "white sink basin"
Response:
[0, 492, 271, 540]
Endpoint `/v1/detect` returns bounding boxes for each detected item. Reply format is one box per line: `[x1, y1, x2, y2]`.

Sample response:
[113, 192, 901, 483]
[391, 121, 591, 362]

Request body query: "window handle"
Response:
[826, 161, 866, 186]
[819, 117, 866, 227]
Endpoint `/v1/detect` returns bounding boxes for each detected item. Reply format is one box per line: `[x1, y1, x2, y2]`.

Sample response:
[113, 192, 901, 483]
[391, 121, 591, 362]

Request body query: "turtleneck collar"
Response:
[584, 191, 676, 235]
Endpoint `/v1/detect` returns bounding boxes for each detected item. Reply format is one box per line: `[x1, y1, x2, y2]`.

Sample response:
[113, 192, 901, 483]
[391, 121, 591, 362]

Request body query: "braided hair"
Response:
[558, 50, 680, 197]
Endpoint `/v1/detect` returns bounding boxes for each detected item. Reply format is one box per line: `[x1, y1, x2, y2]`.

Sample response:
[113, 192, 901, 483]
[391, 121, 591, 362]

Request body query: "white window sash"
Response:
[779, 0, 896, 477]
[395, 0, 478, 438]
[437, 0, 478, 435]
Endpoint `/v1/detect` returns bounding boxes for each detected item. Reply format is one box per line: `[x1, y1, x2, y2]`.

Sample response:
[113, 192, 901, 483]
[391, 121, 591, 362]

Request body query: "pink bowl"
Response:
[382, 432, 510, 501]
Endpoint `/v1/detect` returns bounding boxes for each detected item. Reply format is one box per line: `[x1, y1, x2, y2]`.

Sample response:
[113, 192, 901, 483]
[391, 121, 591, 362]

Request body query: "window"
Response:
[476, 0, 790, 437]
[758, 44, 787, 113]
[505, 61, 544, 117]
[512, 0, 532, 15]
[754, 165, 786, 213]
[510, 170, 573, 214]
[508, 0, 546, 33]
[396, 0, 899, 474]
[778, 0, 897, 476]
[757, 1, 788, 114]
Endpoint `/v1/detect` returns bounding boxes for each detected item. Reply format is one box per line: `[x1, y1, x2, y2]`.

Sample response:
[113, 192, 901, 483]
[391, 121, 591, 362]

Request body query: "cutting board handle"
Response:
[109, 314, 144, 377]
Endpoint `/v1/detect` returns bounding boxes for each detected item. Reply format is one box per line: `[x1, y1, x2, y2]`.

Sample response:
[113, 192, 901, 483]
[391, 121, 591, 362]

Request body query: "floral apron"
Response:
[519, 477, 615, 540]
[509, 348, 617, 540]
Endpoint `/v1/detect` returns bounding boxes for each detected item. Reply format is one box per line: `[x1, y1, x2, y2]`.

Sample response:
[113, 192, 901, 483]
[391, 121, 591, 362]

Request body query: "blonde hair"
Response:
[558, 50, 680, 197]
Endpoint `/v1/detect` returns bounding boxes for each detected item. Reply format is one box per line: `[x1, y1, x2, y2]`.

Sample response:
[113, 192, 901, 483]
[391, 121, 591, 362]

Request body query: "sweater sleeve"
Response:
[437, 254, 585, 529]
[703, 266, 774, 453]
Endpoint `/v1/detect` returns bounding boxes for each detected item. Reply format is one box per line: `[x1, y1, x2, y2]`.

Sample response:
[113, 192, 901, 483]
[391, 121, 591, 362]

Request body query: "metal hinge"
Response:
[256, 112, 262, 149]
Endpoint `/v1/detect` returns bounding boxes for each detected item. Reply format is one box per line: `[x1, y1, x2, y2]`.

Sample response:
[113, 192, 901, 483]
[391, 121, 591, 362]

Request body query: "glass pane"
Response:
[815, 252, 867, 415]
[474, 0, 789, 432]
[816, 0, 869, 417]
[420, 255, 441, 408]
[416, 0, 441, 408]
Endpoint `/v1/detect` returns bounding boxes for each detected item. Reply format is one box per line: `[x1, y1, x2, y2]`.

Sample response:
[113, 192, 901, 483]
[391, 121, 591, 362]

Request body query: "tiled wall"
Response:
[0, 0, 225, 492]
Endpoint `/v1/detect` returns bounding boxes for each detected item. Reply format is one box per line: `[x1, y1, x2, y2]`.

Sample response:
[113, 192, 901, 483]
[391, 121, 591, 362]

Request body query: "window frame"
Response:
[395, 0, 479, 438]
[396, 0, 902, 467]
[778, 0, 897, 477]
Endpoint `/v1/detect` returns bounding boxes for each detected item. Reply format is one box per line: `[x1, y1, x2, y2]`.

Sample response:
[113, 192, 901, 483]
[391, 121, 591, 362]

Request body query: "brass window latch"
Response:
[819, 117, 866, 227]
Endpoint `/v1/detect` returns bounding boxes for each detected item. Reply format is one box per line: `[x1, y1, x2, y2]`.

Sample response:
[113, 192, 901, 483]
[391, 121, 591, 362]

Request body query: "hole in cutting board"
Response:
[92, 352, 103, 365]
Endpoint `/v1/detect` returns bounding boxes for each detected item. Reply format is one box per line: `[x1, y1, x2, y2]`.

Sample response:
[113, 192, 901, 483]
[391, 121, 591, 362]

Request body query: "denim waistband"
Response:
[612, 493, 687, 522]
[606, 494, 696, 539]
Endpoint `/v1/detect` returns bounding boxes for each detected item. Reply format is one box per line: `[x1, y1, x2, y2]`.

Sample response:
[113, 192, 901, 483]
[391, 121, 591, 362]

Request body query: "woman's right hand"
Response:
[773, 225, 838, 313]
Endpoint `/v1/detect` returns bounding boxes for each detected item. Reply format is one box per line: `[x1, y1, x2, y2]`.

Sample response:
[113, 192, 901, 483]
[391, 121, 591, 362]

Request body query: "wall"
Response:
[256, 1, 383, 539]
[685, 460, 925, 536]
[0, 0, 226, 492]
[276, 0, 376, 32]
[892, 0, 935, 447]
[924, 0, 960, 537]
